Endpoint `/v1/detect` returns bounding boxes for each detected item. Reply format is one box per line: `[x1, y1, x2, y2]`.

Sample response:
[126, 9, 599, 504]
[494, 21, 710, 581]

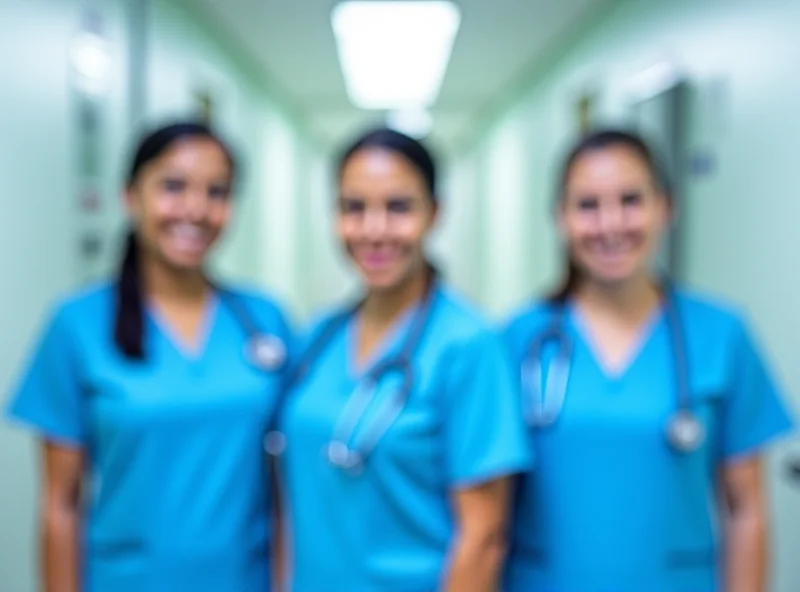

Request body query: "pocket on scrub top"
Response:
[88, 538, 150, 592]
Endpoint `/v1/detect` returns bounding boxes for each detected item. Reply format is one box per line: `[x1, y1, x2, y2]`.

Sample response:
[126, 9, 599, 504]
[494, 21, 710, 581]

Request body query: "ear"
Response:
[666, 198, 679, 229]
[124, 185, 141, 224]
[431, 199, 440, 220]
[659, 193, 677, 230]
[555, 203, 569, 242]
[427, 199, 440, 229]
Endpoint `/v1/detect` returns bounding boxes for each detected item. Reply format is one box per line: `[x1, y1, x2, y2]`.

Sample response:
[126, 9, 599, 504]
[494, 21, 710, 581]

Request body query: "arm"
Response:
[41, 440, 84, 592]
[270, 459, 288, 592]
[444, 476, 513, 592]
[721, 454, 769, 592]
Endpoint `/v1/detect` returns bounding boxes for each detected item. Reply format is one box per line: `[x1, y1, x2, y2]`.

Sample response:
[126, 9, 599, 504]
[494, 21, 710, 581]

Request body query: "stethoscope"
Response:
[522, 283, 705, 453]
[264, 272, 439, 475]
[215, 288, 288, 373]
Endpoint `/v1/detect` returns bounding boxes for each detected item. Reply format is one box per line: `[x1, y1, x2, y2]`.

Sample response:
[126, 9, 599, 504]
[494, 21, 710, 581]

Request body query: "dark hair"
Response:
[337, 127, 438, 201]
[115, 121, 237, 360]
[549, 128, 671, 303]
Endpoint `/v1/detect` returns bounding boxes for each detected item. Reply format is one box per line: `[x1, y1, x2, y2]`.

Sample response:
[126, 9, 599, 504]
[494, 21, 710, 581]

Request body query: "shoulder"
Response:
[218, 281, 294, 330]
[500, 298, 559, 348]
[15, 281, 117, 359]
[220, 281, 286, 313]
[429, 288, 519, 359]
[432, 287, 497, 342]
[48, 281, 116, 332]
[302, 299, 353, 341]
[672, 287, 749, 341]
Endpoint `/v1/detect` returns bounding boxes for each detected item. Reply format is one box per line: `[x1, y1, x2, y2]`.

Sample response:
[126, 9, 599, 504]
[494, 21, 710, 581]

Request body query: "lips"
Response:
[165, 223, 211, 256]
[581, 237, 644, 277]
[356, 250, 397, 271]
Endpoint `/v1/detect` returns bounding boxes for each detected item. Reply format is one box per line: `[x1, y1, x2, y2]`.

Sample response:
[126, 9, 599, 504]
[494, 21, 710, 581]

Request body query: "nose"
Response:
[362, 206, 389, 240]
[597, 201, 623, 233]
[183, 186, 209, 221]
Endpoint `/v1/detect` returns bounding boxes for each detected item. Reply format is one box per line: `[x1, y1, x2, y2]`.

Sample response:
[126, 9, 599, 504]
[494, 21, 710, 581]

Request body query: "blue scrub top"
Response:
[5, 282, 293, 592]
[502, 289, 795, 592]
[278, 285, 532, 592]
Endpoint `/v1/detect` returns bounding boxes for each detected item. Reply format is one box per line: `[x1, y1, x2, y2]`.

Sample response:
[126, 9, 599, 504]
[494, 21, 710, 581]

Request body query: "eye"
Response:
[621, 190, 643, 206]
[339, 197, 365, 214]
[386, 198, 412, 213]
[162, 178, 186, 193]
[576, 196, 599, 210]
[208, 183, 231, 200]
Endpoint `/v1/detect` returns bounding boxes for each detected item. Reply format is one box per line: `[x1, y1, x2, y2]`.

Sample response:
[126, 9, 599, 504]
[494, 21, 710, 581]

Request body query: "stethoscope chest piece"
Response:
[666, 410, 705, 453]
[247, 334, 286, 371]
[264, 430, 287, 456]
[325, 440, 364, 476]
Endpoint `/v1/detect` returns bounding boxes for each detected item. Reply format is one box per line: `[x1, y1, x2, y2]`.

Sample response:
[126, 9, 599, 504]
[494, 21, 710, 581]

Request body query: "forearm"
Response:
[724, 509, 767, 592]
[444, 533, 506, 592]
[42, 507, 81, 592]
[271, 510, 287, 590]
[270, 462, 288, 591]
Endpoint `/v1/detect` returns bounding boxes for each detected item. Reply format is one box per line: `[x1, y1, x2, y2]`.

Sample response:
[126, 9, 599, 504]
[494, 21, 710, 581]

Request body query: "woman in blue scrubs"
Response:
[503, 129, 795, 592]
[275, 128, 531, 591]
[6, 122, 292, 591]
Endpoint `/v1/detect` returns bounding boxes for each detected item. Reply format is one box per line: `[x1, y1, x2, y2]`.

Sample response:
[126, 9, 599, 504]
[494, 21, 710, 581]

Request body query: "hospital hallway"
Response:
[1, 0, 800, 590]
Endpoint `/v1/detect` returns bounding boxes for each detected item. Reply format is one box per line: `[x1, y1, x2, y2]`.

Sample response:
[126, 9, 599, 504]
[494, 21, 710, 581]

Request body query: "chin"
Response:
[587, 266, 646, 287]
[359, 266, 409, 293]
[162, 253, 208, 273]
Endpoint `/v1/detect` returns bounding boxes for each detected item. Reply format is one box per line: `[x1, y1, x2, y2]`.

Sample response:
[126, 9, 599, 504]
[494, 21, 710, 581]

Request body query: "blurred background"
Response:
[1, 0, 799, 589]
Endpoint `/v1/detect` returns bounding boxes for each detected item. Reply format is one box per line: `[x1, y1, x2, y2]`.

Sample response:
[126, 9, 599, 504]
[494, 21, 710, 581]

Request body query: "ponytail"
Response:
[549, 257, 580, 304]
[114, 230, 145, 360]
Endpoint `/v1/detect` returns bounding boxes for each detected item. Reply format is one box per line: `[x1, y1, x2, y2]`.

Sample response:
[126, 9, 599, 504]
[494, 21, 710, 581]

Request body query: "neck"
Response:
[362, 266, 430, 326]
[575, 275, 660, 322]
[141, 254, 209, 305]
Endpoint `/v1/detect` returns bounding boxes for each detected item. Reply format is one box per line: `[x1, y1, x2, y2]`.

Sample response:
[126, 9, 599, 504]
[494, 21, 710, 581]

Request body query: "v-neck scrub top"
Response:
[5, 281, 293, 592]
[501, 289, 795, 592]
[279, 286, 532, 592]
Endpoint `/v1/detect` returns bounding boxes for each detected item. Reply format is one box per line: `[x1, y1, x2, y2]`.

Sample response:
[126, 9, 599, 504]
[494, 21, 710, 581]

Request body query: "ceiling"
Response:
[192, 0, 610, 155]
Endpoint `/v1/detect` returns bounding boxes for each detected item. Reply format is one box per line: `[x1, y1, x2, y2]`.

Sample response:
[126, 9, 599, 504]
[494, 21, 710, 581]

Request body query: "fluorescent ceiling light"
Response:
[70, 30, 111, 94]
[331, 1, 461, 109]
[387, 108, 433, 139]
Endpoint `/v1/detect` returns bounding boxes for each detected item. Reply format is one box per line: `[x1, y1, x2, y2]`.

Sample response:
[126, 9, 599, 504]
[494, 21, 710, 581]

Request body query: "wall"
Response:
[300, 149, 359, 318]
[454, 0, 800, 589]
[0, 1, 132, 589]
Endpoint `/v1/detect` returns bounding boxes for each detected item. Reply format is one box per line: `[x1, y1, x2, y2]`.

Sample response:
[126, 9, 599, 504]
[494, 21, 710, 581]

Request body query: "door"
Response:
[629, 82, 688, 282]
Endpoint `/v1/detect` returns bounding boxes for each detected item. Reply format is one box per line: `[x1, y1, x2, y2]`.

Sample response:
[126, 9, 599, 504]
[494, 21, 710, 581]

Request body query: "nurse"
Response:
[502, 128, 795, 591]
[6, 122, 292, 591]
[275, 127, 531, 591]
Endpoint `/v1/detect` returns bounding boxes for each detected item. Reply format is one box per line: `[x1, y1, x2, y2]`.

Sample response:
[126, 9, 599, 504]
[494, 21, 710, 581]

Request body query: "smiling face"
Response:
[558, 143, 670, 289]
[337, 147, 437, 293]
[125, 136, 234, 273]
